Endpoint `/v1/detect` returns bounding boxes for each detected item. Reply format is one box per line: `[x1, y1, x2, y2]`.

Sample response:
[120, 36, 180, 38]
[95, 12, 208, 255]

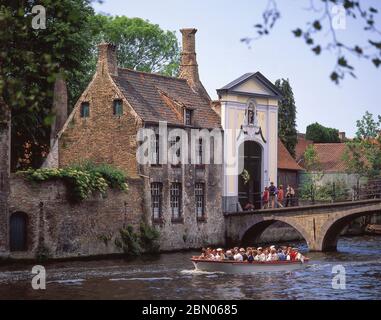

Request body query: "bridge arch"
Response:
[240, 217, 312, 248]
[319, 209, 380, 252]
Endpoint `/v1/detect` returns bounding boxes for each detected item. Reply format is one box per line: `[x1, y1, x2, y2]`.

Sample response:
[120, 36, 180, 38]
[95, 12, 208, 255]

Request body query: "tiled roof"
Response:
[278, 139, 304, 171]
[112, 68, 221, 128]
[313, 143, 348, 172]
[295, 134, 313, 162]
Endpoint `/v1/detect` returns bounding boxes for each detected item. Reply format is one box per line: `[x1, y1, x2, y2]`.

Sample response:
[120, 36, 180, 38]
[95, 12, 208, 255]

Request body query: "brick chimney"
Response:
[179, 28, 210, 102]
[50, 73, 68, 143]
[97, 42, 118, 76]
[339, 132, 346, 141]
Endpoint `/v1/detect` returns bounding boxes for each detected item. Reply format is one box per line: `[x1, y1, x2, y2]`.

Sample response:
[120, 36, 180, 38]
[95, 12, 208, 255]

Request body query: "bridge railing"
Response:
[238, 178, 381, 211]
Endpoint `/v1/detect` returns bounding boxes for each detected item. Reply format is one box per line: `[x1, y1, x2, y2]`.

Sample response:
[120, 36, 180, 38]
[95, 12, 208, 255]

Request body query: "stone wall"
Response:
[7, 176, 144, 259]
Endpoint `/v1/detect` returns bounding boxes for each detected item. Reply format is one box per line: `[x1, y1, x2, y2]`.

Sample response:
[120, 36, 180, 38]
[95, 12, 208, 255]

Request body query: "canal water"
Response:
[1, 236, 381, 300]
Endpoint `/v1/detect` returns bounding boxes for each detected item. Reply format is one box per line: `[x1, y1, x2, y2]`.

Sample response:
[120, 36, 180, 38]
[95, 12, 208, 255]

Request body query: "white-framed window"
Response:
[170, 183, 182, 219]
[151, 182, 162, 220]
[195, 183, 205, 218]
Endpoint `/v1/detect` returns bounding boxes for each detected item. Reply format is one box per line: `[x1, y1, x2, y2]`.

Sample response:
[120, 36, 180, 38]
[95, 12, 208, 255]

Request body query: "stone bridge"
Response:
[224, 199, 381, 251]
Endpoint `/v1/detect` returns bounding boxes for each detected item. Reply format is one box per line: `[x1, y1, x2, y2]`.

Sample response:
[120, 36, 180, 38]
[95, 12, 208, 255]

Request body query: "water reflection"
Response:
[0, 236, 381, 300]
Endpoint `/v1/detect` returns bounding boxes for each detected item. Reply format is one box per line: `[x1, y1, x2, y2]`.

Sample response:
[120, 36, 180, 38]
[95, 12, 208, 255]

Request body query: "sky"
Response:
[93, 0, 381, 137]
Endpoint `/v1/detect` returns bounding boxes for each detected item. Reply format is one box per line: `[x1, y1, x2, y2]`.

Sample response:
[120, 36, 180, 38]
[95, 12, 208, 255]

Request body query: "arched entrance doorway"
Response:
[10, 212, 28, 251]
[238, 141, 262, 209]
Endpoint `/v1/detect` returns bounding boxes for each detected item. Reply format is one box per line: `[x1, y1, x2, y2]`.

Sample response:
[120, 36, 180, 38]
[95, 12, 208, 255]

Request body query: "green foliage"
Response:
[139, 222, 160, 253]
[115, 223, 160, 256]
[89, 15, 180, 77]
[0, 0, 96, 169]
[306, 122, 340, 143]
[115, 225, 142, 256]
[240, 169, 250, 185]
[18, 163, 128, 202]
[303, 144, 321, 172]
[275, 79, 297, 157]
[343, 111, 381, 180]
[299, 176, 349, 202]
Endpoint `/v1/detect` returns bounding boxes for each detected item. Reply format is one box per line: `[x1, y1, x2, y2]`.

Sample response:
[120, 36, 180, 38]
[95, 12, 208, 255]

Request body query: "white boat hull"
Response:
[191, 259, 309, 274]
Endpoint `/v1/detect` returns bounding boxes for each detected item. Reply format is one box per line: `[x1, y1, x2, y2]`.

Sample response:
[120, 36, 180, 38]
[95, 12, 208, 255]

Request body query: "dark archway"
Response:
[321, 212, 375, 252]
[241, 219, 307, 247]
[10, 212, 28, 252]
[238, 141, 262, 209]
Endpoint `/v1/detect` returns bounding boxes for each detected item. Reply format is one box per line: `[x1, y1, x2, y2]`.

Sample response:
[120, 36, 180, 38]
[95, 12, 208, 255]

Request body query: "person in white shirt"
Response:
[233, 249, 243, 262]
[269, 248, 279, 261]
[256, 247, 266, 262]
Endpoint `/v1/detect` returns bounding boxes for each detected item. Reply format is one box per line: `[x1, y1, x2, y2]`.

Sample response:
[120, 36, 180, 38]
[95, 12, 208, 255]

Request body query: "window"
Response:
[185, 109, 192, 125]
[170, 183, 182, 220]
[113, 99, 123, 116]
[197, 138, 203, 165]
[80, 102, 90, 118]
[169, 136, 181, 165]
[151, 183, 163, 221]
[151, 134, 160, 165]
[195, 183, 205, 219]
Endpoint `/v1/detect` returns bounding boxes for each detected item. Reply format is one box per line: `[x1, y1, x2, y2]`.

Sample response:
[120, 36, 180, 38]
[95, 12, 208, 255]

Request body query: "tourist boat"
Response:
[191, 257, 310, 273]
[365, 224, 381, 235]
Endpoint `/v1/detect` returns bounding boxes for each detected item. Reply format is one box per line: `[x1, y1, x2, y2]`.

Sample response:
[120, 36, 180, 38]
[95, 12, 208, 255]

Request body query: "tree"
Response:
[90, 15, 180, 77]
[300, 144, 324, 203]
[0, 0, 96, 170]
[275, 78, 297, 157]
[343, 112, 381, 191]
[242, 0, 381, 83]
[306, 122, 340, 143]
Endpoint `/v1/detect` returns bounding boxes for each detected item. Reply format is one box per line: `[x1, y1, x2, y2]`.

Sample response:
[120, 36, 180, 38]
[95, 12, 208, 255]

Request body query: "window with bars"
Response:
[151, 134, 160, 165]
[169, 136, 181, 165]
[113, 99, 123, 116]
[197, 138, 203, 165]
[184, 109, 192, 125]
[170, 183, 182, 219]
[195, 183, 205, 219]
[80, 102, 90, 118]
[151, 182, 162, 221]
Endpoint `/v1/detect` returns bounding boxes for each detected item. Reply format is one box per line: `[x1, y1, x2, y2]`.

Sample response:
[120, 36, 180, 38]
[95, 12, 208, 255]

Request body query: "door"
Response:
[238, 141, 262, 209]
[10, 212, 28, 251]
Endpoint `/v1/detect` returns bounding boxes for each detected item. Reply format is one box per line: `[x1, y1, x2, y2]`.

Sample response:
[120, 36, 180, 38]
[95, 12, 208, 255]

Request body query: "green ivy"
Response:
[18, 162, 128, 202]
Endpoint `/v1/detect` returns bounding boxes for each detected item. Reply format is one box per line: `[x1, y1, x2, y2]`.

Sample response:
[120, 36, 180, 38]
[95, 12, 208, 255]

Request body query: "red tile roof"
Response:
[278, 139, 304, 171]
[313, 143, 348, 172]
[295, 133, 313, 162]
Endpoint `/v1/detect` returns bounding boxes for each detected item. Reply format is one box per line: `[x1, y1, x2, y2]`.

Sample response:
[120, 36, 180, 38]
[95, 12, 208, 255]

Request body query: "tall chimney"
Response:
[97, 42, 118, 76]
[179, 28, 211, 102]
[339, 132, 346, 141]
[50, 73, 68, 143]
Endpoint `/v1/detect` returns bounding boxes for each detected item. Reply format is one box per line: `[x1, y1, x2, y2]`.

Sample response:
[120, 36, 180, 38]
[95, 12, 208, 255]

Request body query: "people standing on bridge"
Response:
[262, 187, 270, 209]
[285, 185, 295, 207]
[269, 182, 278, 208]
[277, 185, 284, 208]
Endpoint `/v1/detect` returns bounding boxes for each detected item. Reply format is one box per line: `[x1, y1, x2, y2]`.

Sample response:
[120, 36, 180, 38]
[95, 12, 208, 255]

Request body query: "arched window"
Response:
[10, 212, 28, 251]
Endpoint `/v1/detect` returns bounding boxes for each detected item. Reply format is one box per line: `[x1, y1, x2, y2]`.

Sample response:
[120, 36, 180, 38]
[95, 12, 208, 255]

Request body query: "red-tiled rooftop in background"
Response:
[313, 143, 348, 172]
[295, 133, 313, 162]
[278, 139, 304, 171]
[111, 68, 221, 129]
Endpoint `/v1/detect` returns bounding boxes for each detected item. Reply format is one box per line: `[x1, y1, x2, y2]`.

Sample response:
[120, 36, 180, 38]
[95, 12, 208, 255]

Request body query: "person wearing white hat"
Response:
[256, 247, 266, 262]
[239, 248, 248, 261]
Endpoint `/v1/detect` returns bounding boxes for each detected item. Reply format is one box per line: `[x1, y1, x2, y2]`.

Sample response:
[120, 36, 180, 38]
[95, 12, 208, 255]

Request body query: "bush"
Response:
[18, 162, 128, 202]
[139, 222, 160, 253]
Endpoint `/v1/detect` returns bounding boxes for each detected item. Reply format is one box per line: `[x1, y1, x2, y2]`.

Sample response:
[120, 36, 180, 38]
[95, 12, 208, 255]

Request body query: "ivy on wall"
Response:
[18, 162, 128, 202]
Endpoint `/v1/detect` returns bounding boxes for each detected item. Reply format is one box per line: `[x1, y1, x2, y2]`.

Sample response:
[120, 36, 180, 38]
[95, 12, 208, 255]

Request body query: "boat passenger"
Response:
[268, 248, 279, 261]
[233, 249, 243, 262]
[277, 248, 286, 261]
[240, 248, 248, 261]
[256, 247, 266, 262]
[215, 248, 225, 260]
[247, 250, 254, 263]
[293, 248, 304, 262]
[290, 248, 298, 261]
[225, 250, 234, 261]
